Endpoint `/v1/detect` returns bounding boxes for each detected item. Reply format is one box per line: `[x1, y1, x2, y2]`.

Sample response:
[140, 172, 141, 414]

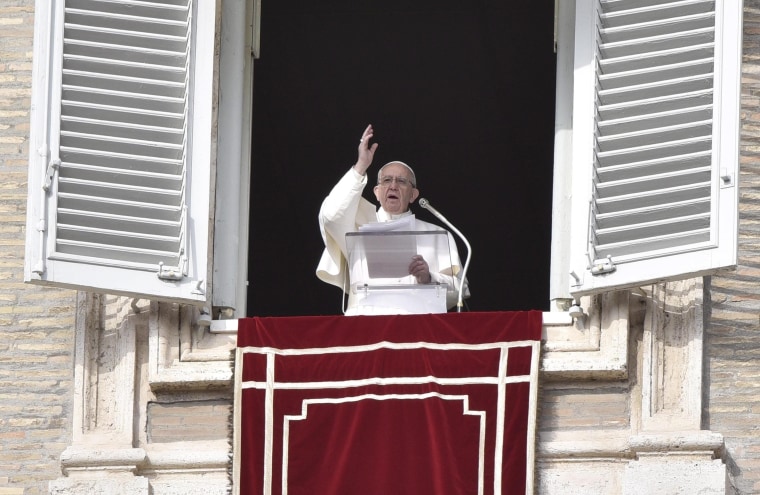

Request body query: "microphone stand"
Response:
[418, 198, 471, 312]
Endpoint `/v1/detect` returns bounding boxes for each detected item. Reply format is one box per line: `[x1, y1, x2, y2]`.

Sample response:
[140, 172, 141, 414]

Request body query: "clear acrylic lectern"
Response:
[345, 230, 452, 315]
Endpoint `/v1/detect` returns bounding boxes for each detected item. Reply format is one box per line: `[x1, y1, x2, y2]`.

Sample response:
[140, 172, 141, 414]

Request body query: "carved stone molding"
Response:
[52, 293, 152, 494]
[71, 292, 140, 446]
[51, 443, 231, 495]
[538, 430, 633, 459]
[52, 295, 234, 494]
[148, 301, 234, 390]
[638, 279, 704, 432]
[141, 441, 231, 495]
[58, 447, 148, 476]
[628, 431, 724, 458]
[541, 291, 630, 380]
[622, 279, 727, 494]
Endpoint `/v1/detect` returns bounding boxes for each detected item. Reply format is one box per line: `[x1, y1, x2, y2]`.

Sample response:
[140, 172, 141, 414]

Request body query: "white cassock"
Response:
[316, 168, 469, 315]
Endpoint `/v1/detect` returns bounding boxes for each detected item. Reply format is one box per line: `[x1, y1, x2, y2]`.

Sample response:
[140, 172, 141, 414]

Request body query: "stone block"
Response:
[623, 458, 727, 495]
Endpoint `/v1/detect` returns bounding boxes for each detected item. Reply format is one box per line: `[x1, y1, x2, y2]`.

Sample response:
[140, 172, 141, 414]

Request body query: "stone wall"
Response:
[706, 2, 760, 494]
[0, 2, 77, 494]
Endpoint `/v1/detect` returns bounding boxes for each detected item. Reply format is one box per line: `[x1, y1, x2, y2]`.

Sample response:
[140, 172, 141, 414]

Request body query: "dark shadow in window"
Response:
[249, 0, 556, 316]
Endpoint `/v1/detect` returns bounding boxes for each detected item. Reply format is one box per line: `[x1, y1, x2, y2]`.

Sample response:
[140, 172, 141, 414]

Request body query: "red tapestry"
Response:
[233, 311, 542, 495]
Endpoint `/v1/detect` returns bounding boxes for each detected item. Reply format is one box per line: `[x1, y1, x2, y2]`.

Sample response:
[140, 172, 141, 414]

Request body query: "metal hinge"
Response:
[590, 255, 616, 276]
[42, 158, 60, 193]
[157, 262, 183, 281]
[157, 250, 188, 281]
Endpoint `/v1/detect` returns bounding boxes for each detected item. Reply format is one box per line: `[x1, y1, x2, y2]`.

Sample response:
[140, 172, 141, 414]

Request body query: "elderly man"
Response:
[317, 124, 468, 315]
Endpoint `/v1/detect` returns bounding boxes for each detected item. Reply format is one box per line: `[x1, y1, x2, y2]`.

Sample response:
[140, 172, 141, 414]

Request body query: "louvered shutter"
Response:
[25, 0, 216, 303]
[567, 0, 741, 296]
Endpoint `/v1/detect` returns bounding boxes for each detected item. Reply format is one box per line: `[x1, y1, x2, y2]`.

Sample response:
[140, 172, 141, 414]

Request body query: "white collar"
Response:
[376, 208, 414, 222]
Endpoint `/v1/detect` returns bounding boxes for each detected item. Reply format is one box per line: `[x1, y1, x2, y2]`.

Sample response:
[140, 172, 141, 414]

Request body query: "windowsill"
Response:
[200, 302, 626, 382]
[210, 311, 575, 334]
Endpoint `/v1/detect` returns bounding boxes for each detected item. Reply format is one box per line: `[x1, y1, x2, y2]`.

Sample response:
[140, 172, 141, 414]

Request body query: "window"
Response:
[553, 0, 741, 299]
[25, 0, 742, 313]
[25, 0, 216, 303]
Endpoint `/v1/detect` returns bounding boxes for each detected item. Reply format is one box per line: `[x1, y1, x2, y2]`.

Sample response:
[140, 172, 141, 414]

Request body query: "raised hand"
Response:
[354, 124, 379, 176]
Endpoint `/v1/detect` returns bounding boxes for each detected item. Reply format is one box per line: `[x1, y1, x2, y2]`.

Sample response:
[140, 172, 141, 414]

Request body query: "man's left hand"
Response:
[409, 255, 431, 284]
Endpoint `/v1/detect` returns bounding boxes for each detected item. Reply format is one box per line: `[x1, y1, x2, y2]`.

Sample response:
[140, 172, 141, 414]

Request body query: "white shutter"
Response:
[567, 0, 741, 296]
[25, 0, 216, 303]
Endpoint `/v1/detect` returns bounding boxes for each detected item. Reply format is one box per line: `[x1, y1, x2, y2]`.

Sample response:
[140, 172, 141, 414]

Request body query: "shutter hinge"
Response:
[33, 154, 60, 278]
[157, 254, 188, 281]
[590, 255, 616, 276]
[42, 158, 60, 193]
[157, 240, 189, 281]
[157, 262, 183, 280]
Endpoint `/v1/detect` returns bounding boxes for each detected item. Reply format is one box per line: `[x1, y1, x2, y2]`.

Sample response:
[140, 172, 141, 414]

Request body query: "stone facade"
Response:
[2, 1, 760, 494]
[0, 2, 76, 495]
[707, 5, 760, 493]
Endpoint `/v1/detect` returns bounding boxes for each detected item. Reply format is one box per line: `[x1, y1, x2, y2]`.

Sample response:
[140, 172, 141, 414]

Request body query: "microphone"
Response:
[418, 198, 471, 312]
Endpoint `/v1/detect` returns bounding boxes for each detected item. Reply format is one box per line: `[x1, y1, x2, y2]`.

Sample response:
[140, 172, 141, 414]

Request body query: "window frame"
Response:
[25, 0, 741, 313]
[552, 0, 742, 301]
[24, 0, 218, 304]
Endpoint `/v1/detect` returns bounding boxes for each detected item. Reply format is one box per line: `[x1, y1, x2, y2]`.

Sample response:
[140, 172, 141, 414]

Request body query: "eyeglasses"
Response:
[378, 176, 415, 188]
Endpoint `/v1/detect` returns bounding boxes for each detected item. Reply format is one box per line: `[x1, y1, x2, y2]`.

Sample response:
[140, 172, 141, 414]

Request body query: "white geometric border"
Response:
[234, 340, 540, 495]
[282, 394, 486, 495]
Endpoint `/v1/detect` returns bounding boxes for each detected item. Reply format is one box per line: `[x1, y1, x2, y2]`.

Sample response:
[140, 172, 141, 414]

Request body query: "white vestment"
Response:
[316, 168, 468, 315]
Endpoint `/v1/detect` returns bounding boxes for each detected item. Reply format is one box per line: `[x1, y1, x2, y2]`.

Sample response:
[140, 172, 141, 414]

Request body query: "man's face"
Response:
[373, 163, 419, 215]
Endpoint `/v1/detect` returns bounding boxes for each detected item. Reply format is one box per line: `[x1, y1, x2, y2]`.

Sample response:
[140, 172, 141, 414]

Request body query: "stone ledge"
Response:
[143, 441, 230, 471]
[60, 447, 147, 476]
[538, 431, 725, 460]
[211, 301, 631, 382]
[629, 431, 724, 456]
[538, 438, 632, 459]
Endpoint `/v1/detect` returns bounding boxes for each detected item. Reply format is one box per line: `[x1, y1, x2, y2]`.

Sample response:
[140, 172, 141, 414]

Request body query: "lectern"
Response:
[345, 230, 453, 315]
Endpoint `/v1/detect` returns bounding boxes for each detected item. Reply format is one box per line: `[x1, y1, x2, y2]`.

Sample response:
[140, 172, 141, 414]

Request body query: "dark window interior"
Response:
[248, 1, 556, 316]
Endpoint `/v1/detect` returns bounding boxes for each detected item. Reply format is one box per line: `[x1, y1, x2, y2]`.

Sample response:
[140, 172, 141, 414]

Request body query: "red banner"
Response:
[234, 311, 542, 495]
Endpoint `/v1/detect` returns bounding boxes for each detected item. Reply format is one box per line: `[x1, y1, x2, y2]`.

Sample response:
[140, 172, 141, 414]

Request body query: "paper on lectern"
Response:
[358, 214, 415, 232]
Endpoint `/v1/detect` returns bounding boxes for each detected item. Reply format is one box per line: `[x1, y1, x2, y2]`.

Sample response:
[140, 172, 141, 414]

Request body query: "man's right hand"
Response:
[354, 124, 379, 176]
